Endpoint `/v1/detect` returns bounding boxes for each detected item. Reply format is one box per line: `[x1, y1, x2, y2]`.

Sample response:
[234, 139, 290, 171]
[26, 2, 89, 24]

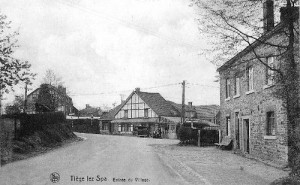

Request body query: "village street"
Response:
[0, 133, 288, 185]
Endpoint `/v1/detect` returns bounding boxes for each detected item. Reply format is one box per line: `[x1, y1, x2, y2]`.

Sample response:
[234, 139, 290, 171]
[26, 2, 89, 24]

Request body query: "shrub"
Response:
[178, 126, 192, 144]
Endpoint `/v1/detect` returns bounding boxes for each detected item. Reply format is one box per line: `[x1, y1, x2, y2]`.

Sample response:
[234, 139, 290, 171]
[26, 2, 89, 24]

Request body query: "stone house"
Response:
[217, 1, 299, 166]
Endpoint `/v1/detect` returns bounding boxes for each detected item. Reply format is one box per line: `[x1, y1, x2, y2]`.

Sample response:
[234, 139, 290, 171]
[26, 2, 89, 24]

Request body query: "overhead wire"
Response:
[55, 0, 201, 50]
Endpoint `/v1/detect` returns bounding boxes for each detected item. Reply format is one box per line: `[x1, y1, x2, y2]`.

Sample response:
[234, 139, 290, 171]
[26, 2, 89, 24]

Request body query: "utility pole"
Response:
[24, 83, 28, 113]
[181, 80, 185, 124]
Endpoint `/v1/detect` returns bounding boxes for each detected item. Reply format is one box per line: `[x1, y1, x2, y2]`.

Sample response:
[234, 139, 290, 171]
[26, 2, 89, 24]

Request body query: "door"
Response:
[235, 112, 240, 149]
[243, 119, 250, 153]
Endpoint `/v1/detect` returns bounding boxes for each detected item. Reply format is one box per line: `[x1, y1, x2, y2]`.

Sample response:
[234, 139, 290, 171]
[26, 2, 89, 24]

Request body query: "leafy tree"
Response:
[192, 0, 299, 175]
[0, 13, 35, 115]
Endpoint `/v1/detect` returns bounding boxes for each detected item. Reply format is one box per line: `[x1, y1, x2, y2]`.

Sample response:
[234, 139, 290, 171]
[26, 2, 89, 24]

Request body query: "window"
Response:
[226, 116, 231, 136]
[266, 57, 275, 85]
[144, 108, 149, 117]
[234, 76, 240, 96]
[129, 125, 133, 132]
[103, 124, 108, 130]
[124, 110, 128, 118]
[225, 78, 231, 99]
[118, 124, 121, 132]
[266, 111, 275, 136]
[246, 66, 254, 91]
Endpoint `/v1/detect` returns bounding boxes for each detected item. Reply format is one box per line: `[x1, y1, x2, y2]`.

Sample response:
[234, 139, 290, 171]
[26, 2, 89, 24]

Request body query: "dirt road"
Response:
[0, 133, 287, 185]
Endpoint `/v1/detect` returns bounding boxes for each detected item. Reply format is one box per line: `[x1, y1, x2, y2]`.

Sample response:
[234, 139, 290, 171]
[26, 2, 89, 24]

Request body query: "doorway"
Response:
[243, 119, 250, 153]
[235, 112, 240, 149]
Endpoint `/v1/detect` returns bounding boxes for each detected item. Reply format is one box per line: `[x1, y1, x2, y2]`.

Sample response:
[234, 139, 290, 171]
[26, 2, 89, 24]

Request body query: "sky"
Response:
[1, 0, 220, 110]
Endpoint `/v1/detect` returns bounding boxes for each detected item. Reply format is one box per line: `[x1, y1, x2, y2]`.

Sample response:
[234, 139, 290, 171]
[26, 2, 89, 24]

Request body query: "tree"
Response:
[192, 0, 299, 175]
[42, 69, 63, 87]
[4, 95, 24, 114]
[36, 84, 57, 112]
[0, 13, 35, 115]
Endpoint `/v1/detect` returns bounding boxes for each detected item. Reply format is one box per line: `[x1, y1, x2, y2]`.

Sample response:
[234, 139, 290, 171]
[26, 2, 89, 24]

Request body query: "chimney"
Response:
[188, 102, 193, 108]
[280, 6, 299, 23]
[135, 87, 140, 92]
[263, 0, 274, 33]
[86, 104, 90, 108]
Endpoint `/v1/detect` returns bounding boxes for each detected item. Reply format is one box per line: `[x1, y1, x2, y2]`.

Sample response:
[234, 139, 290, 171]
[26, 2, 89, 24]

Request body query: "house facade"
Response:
[26, 84, 76, 115]
[110, 88, 181, 138]
[217, 2, 299, 166]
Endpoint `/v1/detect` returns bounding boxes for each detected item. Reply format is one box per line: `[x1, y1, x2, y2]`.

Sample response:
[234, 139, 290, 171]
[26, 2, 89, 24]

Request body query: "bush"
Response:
[178, 126, 219, 146]
[178, 126, 193, 144]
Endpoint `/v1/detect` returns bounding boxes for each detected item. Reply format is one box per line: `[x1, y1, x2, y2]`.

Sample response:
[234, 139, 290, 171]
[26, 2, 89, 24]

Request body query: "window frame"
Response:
[226, 116, 231, 136]
[266, 57, 275, 86]
[266, 111, 276, 136]
[234, 75, 240, 96]
[225, 78, 231, 99]
[246, 66, 254, 92]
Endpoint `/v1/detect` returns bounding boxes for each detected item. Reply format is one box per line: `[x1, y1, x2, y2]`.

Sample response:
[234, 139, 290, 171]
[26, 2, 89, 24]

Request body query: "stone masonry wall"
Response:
[218, 24, 300, 166]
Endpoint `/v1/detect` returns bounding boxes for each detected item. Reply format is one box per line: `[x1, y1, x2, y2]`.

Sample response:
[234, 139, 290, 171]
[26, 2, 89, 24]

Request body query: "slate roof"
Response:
[194, 105, 220, 118]
[167, 101, 196, 112]
[136, 91, 180, 117]
[100, 104, 123, 120]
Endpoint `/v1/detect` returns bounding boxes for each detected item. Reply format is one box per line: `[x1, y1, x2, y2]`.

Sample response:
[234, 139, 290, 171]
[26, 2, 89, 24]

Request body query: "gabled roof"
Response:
[114, 90, 180, 117]
[136, 91, 180, 117]
[194, 105, 220, 118]
[100, 104, 123, 120]
[217, 21, 287, 72]
[167, 101, 196, 112]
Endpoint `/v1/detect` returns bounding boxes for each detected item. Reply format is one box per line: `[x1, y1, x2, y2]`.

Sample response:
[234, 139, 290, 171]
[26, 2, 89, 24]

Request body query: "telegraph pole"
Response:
[24, 83, 28, 113]
[181, 80, 185, 124]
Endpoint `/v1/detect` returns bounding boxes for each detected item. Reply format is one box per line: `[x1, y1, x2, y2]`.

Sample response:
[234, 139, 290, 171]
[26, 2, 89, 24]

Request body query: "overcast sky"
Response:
[1, 0, 219, 110]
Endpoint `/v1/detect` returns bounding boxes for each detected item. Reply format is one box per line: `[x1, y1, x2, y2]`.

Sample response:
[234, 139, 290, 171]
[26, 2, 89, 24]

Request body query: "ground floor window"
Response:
[129, 125, 133, 132]
[118, 124, 133, 132]
[226, 116, 231, 136]
[103, 123, 108, 130]
[266, 111, 275, 135]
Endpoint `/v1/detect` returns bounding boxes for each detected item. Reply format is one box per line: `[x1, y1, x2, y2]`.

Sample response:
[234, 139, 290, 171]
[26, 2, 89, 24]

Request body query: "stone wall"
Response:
[0, 119, 15, 166]
[217, 23, 300, 166]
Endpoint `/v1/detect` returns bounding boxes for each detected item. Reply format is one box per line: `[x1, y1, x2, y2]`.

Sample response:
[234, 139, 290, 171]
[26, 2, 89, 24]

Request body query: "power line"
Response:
[70, 82, 181, 96]
[187, 82, 220, 88]
[55, 0, 201, 50]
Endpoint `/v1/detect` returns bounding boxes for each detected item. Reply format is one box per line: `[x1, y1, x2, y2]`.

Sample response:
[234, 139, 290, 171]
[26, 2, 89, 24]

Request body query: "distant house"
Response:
[99, 104, 122, 134]
[79, 104, 102, 118]
[26, 84, 76, 115]
[110, 88, 181, 138]
[194, 105, 220, 125]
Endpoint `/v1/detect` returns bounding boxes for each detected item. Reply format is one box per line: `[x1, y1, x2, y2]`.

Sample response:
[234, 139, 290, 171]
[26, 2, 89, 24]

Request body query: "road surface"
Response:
[0, 133, 287, 185]
[0, 133, 185, 185]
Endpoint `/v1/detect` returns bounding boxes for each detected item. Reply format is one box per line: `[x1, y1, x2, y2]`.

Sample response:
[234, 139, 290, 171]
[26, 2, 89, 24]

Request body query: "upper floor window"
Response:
[234, 76, 240, 96]
[266, 57, 275, 86]
[246, 66, 254, 91]
[225, 78, 231, 99]
[124, 110, 128, 118]
[144, 108, 149, 117]
[266, 111, 275, 136]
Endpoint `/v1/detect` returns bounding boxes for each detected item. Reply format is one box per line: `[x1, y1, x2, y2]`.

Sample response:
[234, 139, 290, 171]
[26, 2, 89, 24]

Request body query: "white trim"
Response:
[264, 135, 277, 140]
[263, 84, 274, 90]
[245, 90, 255, 95]
[233, 94, 240, 99]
